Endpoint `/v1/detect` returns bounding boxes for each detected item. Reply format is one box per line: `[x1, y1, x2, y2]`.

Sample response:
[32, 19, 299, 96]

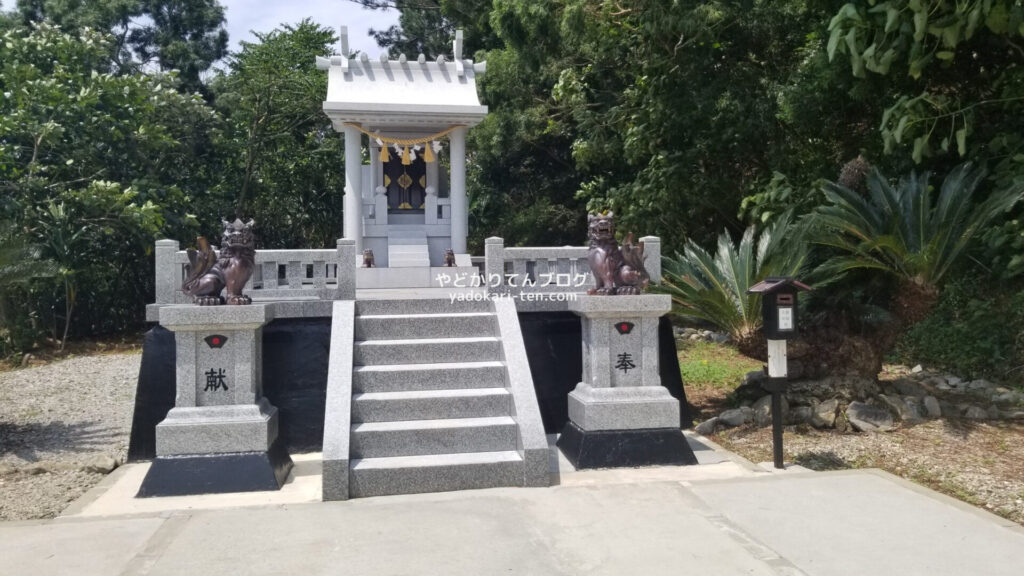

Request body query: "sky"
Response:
[0, 0, 401, 56]
[222, 0, 399, 55]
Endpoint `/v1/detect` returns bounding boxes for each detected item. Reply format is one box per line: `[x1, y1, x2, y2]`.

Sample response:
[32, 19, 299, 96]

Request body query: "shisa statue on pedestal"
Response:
[558, 211, 696, 469]
[182, 218, 256, 305]
[586, 211, 650, 295]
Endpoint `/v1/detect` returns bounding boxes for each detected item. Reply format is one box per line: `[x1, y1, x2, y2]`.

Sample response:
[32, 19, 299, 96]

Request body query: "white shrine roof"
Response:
[318, 29, 487, 131]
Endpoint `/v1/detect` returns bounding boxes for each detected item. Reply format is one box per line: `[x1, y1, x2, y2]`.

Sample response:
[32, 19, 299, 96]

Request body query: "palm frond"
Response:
[812, 162, 1024, 290]
[653, 212, 808, 341]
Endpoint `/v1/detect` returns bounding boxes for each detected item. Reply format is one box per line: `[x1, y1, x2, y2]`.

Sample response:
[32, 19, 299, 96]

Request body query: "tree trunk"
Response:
[735, 331, 766, 361]
[894, 279, 939, 327]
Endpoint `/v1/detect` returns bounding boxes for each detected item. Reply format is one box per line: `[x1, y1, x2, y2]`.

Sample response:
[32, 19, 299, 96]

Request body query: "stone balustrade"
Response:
[483, 236, 661, 297]
[154, 238, 357, 306]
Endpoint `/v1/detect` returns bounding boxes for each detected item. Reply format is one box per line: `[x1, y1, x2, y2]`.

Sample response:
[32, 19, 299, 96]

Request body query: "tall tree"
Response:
[209, 20, 345, 248]
[827, 0, 1024, 278]
[16, 0, 228, 93]
[374, 0, 887, 251]
[356, 0, 497, 57]
[0, 23, 217, 343]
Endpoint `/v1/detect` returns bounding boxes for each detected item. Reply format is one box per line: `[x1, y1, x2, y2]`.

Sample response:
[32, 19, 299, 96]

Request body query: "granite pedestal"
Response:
[557, 295, 697, 468]
[138, 304, 293, 497]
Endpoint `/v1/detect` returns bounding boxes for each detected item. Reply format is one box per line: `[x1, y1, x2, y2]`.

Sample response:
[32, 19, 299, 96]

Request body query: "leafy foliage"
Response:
[0, 0, 1019, 368]
[15, 0, 229, 93]
[356, 0, 496, 58]
[813, 163, 1023, 289]
[208, 20, 345, 248]
[740, 172, 826, 227]
[896, 278, 1024, 382]
[0, 23, 215, 349]
[0, 220, 57, 355]
[654, 213, 809, 346]
[827, 1, 1024, 165]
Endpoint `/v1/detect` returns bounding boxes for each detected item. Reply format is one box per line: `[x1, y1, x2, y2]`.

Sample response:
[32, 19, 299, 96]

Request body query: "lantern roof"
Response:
[747, 277, 813, 295]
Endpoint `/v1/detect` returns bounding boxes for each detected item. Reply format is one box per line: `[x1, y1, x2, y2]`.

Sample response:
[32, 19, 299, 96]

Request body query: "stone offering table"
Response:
[557, 294, 696, 468]
[137, 304, 293, 497]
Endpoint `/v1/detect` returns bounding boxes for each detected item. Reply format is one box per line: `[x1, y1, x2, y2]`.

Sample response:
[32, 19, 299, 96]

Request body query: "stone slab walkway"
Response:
[3, 467, 1023, 576]
[62, 434, 757, 518]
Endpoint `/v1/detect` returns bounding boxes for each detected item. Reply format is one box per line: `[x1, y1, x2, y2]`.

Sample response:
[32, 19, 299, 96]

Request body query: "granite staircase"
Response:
[322, 298, 549, 500]
[387, 230, 431, 267]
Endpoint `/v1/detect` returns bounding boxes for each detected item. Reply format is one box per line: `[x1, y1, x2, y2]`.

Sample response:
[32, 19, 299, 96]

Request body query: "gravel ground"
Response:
[713, 418, 1024, 526]
[0, 352, 140, 521]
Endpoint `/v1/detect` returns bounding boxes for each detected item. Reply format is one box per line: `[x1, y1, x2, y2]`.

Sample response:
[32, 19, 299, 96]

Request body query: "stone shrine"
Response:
[130, 27, 694, 501]
[316, 27, 483, 288]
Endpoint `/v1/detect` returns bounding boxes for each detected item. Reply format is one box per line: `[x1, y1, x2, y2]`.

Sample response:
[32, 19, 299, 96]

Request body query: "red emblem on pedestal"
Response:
[204, 334, 228, 349]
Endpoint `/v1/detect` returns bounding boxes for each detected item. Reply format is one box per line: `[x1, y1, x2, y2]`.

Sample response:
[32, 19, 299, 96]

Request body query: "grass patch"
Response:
[677, 339, 761, 389]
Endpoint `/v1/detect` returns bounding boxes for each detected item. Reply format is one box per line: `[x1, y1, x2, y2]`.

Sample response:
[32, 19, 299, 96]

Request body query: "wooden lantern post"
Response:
[748, 277, 812, 469]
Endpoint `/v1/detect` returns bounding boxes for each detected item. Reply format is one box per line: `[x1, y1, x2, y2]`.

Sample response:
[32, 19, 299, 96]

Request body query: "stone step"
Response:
[349, 451, 523, 498]
[387, 231, 428, 244]
[352, 388, 511, 422]
[388, 238, 430, 268]
[388, 259, 430, 269]
[354, 337, 500, 366]
[353, 361, 506, 393]
[356, 298, 492, 315]
[388, 245, 429, 253]
[355, 312, 495, 340]
[350, 416, 518, 458]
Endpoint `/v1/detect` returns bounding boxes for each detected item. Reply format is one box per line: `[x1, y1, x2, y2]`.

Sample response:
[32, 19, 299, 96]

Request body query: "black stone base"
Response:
[136, 440, 293, 497]
[556, 422, 698, 469]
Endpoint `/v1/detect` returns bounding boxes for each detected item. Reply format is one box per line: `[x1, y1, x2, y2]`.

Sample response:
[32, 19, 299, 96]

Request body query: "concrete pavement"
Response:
[3, 467, 1024, 576]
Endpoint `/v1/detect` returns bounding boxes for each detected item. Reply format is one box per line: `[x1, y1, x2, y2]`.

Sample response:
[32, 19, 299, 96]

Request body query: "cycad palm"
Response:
[813, 162, 1023, 324]
[653, 213, 808, 354]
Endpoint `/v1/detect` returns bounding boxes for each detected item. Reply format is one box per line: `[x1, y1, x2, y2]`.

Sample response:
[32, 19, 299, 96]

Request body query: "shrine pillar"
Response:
[343, 124, 363, 256]
[449, 126, 468, 254]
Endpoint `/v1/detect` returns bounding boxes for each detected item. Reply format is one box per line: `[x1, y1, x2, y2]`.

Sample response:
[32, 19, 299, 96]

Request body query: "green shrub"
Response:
[654, 212, 809, 354]
[812, 162, 1024, 325]
[895, 279, 1024, 383]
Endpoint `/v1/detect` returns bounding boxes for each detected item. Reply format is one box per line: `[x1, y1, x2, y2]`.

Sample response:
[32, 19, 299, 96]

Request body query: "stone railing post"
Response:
[154, 239, 180, 305]
[640, 235, 661, 285]
[484, 237, 504, 295]
[335, 238, 357, 300]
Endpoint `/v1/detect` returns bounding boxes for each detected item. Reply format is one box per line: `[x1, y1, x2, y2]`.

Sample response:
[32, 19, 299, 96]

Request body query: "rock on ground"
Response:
[963, 406, 989, 419]
[846, 401, 895, 433]
[719, 407, 753, 428]
[752, 394, 788, 427]
[695, 417, 718, 436]
[0, 352, 140, 520]
[810, 399, 839, 428]
[789, 406, 813, 425]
